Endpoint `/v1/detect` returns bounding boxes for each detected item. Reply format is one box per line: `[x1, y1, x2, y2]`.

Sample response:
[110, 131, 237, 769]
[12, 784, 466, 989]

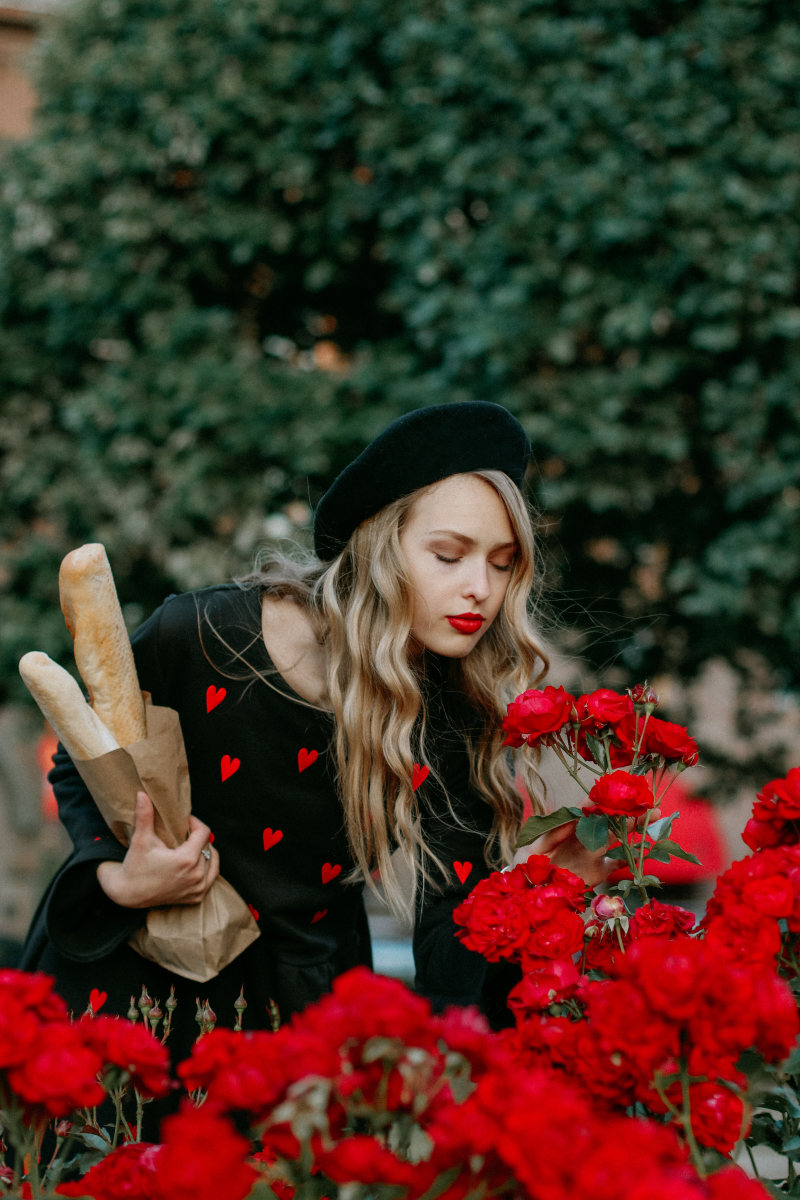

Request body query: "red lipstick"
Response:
[447, 613, 485, 635]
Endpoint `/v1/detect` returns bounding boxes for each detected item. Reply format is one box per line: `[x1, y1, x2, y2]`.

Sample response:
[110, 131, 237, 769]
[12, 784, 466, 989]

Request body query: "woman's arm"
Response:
[42, 593, 218, 960]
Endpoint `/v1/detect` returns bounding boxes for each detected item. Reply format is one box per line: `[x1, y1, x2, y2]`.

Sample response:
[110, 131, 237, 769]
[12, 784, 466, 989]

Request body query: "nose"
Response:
[463, 557, 491, 603]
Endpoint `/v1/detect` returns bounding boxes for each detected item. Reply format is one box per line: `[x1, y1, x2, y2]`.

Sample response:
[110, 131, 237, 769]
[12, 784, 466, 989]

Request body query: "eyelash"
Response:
[434, 554, 513, 573]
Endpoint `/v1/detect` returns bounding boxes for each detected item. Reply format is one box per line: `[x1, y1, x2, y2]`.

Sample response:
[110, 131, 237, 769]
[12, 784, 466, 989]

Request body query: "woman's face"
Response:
[398, 473, 517, 658]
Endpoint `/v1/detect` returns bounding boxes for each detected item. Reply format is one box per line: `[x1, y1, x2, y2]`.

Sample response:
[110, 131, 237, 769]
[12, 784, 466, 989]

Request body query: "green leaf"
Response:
[584, 734, 610, 770]
[642, 845, 672, 864]
[516, 807, 583, 848]
[576, 814, 610, 852]
[654, 838, 702, 865]
[645, 813, 678, 840]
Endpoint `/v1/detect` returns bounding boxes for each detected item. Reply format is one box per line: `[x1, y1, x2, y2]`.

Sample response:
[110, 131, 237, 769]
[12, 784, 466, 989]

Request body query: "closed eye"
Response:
[434, 554, 461, 564]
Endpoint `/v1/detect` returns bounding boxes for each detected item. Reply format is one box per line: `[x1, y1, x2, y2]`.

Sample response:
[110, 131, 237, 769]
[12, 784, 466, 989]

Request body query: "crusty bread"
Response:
[59, 543, 147, 746]
[19, 651, 120, 761]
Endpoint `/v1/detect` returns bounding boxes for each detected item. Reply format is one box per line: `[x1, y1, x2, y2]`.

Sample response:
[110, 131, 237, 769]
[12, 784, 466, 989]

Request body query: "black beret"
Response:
[313, 402, 531, 560]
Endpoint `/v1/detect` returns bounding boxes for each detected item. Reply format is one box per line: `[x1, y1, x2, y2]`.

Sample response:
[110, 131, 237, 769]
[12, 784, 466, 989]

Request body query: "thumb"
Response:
[131, 791, 156, 843]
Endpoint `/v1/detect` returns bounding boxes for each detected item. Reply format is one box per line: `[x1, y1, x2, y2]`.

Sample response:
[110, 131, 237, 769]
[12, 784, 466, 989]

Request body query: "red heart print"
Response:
[247, 904, 260, 922]
[89, 988, 107, 1013]
[298, 748, 319, 772]
[221, 754, 240, 781]
[454, 861, 473, 884]
[206, 684, 227, 712]
[312, 910, 328, 924]
[412, 763, 430, 791]
[262, 828, 284, 851]
[321, 862, 342, 884]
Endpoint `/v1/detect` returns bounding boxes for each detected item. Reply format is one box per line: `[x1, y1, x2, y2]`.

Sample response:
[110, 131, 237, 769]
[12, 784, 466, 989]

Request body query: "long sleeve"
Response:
[40, 600, 173, 961]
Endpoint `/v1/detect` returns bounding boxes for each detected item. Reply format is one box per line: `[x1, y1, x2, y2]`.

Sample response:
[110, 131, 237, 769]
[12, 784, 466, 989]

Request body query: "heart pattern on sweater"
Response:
[89, 988, 108, 1013]
[262, 827, 284, 851]
[321, 862, 342, 884]
[206, 684, 227, 712]
[298, 748, 319, 772]
[412, 763, 430, 791]
[454, 861, 473, 884]
[221, 754, 240, 781]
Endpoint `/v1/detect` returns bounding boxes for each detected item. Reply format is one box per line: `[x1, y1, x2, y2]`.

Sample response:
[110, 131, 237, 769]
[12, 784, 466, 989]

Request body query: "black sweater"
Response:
[21, 584, 496, 1047]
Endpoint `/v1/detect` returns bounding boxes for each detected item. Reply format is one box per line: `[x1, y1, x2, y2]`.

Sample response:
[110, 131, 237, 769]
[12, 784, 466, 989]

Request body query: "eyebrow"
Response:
[426, 530, 517, 551]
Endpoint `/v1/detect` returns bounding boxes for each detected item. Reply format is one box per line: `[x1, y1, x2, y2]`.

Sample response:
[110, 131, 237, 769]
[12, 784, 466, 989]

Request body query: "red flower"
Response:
[507, 959, 581, 1017]
[575, 688, 633, 732]
[312, 1135, 419, 1185]
[56, 1143, 161, 1200]
[705, 1167, 774, 1198]
[156, 1101, 257, 1200]
[586, 769, 654, 818]
[81, 1016, 171, 1098]
[688, 1081, 749, 1153]
[502, 686, 576, 747]
[641, 717, 699, 766]
[743, 767, 800, 852]
[7, 1021, 105, 1115]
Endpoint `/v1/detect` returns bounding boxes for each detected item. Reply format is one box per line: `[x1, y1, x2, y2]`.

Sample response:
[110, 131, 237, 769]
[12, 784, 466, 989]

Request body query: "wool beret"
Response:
[313, 402, 531, 560]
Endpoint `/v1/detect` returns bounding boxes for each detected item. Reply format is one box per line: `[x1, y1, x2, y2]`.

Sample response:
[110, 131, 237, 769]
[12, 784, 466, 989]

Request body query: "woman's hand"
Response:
[510, 809, 661, 889]
[512, 821, 610, 887]
[96, 791, 220, 908]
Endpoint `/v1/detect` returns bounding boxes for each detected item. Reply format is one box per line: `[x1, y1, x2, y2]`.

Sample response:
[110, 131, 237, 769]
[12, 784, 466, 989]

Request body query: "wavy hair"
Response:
[243, 470, 549, 922]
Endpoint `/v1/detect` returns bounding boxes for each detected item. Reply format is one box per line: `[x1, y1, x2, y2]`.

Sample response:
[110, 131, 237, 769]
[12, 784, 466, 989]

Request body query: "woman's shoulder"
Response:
[261, 594, 328, 707]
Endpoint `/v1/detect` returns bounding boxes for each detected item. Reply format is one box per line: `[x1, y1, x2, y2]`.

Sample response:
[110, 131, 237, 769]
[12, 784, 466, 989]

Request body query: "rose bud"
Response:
[591, 894, 627, 921]
[630, 682, 659, 713]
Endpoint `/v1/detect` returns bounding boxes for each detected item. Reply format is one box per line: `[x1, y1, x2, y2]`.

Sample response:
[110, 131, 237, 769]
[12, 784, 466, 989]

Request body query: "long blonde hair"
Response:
[245, 469, 549, 922]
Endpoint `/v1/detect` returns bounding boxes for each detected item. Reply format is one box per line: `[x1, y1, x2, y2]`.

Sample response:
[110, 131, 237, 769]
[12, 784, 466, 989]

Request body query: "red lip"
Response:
[447, 614, 485, 635]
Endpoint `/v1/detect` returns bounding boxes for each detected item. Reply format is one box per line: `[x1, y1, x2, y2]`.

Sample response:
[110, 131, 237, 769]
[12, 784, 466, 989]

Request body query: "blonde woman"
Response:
[21, 403, 601, 1054]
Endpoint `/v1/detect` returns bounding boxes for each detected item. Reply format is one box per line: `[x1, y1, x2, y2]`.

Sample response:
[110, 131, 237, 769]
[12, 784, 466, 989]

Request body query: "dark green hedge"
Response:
[2, 0, 799, 703]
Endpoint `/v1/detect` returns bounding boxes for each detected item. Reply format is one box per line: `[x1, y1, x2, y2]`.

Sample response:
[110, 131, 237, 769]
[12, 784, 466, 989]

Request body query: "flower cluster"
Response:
[0, 972, 170, 1120]
[502, 684, 698, 768]
[452, 856, 589, 975]
[743, 766, 800, 851]
[44, 968, 771, 1200]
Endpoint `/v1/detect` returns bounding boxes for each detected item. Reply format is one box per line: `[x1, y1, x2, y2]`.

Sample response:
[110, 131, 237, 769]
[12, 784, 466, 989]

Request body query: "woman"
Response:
[21, 402, 601, 1055]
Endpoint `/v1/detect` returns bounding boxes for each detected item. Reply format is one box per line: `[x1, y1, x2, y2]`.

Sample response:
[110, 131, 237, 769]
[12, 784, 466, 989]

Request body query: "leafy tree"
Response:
[1, 0, 799, 705]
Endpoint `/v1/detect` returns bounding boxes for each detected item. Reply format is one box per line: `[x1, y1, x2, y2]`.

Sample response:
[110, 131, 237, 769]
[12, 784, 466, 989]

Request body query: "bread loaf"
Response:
[19, 652, 120, 761]
[59, 543, 147, 746]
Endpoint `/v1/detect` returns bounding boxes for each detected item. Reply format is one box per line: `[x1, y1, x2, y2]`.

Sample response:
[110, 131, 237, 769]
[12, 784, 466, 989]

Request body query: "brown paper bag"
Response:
[74, 698, 260, 983]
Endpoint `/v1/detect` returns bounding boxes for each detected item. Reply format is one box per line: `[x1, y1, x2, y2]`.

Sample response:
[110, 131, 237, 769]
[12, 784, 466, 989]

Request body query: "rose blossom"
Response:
[586, 769, 653, 818]
[576, 688, 633, 732]
[502, 686, 576, 747]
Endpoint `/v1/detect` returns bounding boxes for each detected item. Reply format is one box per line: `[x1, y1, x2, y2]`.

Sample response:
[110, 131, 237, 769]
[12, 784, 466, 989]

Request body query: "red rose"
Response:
[641, 717, 699, 766]
[81, 1015, 171, 1098]
[7, 1022, 105, 1115]
[56, 1143, 161, 1200]
[157, 1101, 257, 1200]
[502, 686, 576, 747]
[507, 959, 581, 1017]
[312, 1136, 418, 1185]
[586, 769, 653, 817]
[688, 1081, 750, 1153]
[576, 688, 633, 732]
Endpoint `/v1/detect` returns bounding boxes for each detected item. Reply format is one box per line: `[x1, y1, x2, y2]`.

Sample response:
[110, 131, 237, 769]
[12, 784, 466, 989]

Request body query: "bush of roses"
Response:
[1, 682, 798, 1199]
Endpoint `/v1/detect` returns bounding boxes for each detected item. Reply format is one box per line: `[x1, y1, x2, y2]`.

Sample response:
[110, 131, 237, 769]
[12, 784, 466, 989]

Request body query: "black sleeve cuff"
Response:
[44, 843, 145, 962]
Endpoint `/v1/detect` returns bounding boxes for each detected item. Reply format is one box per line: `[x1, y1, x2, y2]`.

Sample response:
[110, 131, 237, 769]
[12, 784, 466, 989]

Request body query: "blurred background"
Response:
[1, 0, 799, 971]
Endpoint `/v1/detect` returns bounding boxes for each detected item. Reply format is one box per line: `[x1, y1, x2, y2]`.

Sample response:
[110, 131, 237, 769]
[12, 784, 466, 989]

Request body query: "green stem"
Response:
[678, 1061, 706, 1178]
[549, 743, 594, 793]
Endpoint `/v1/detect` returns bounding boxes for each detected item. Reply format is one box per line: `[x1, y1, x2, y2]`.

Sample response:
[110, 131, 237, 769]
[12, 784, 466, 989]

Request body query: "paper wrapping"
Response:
[74, 699, 260, 983]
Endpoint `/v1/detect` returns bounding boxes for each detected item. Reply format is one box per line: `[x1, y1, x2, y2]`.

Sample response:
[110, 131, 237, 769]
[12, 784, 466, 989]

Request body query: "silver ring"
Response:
[201, 846, 212, 862]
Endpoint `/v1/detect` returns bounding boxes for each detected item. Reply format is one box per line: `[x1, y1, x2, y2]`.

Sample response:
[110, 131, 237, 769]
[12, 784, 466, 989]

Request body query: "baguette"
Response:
[59, 543, 147, 746]
[19, 651, 120, 761]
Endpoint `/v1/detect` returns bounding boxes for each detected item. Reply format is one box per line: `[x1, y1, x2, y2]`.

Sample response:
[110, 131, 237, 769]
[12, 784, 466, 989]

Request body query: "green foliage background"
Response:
[2, 0, 799, 704]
